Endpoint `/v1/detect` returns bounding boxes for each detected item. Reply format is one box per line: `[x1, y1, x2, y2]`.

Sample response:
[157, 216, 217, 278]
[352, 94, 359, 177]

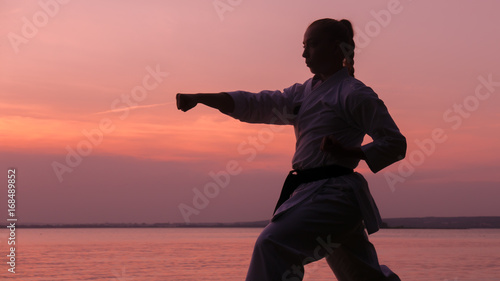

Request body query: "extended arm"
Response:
[176, 93, 235, 114]
[178, 82, 304, 125]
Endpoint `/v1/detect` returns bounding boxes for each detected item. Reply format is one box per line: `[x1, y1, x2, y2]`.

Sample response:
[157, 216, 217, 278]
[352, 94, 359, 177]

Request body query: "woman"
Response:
[177, 18, 406, 281]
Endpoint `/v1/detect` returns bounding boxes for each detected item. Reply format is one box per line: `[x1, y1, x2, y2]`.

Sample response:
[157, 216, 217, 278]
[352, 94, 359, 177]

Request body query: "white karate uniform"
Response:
[225, 67, 406, 281]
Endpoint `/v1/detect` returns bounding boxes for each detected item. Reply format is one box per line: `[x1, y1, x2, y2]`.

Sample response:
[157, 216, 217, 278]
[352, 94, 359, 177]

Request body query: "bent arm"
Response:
[176, 93, 234, 114]
[349, 92, 407, 173]
[320, 135, 367, 160]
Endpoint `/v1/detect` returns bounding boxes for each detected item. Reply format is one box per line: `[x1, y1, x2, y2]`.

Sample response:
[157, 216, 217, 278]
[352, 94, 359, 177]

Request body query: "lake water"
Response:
[1, 228, 499, 280]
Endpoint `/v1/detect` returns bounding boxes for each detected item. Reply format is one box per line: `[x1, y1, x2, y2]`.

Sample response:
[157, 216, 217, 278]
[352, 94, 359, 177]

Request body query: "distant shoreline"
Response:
[3, 216, 500, 229]
[4, 222, 268, 229]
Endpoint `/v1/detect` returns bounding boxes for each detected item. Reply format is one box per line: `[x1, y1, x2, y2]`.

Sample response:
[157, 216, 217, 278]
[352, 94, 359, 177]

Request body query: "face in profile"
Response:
[302, 24, 341, 77]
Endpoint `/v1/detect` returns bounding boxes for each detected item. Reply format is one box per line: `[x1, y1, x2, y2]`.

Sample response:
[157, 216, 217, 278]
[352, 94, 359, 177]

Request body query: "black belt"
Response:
[273, 164, 354, 214]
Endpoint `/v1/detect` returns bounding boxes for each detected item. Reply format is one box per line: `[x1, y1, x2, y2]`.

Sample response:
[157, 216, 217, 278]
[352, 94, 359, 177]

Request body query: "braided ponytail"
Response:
[339, 19, 355, 77]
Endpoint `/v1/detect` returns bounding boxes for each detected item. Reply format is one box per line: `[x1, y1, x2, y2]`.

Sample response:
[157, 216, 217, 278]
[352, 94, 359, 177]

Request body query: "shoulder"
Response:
[280, 78, 313, 103]
[285, 78, 313, 93]
[340, 76, 381, 108]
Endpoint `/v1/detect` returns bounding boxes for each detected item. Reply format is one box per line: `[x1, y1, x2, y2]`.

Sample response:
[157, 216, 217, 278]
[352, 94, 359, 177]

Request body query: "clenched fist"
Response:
[176, 93, 198, 112]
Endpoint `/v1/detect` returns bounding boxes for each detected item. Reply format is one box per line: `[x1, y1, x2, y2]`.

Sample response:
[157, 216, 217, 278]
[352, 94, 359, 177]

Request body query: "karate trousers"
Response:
[245, 176, 401, 281]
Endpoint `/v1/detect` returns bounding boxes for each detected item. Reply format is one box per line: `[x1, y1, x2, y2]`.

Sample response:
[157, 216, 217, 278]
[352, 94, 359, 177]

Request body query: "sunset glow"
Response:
[1, 0, 499, 225]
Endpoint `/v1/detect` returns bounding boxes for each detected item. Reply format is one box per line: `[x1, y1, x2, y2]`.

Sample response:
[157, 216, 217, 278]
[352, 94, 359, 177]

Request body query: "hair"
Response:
[309, 18, 356, 77]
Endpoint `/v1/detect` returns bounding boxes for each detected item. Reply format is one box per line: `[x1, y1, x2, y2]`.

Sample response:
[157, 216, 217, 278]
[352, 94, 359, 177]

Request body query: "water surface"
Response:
[2, 228, 499, 280]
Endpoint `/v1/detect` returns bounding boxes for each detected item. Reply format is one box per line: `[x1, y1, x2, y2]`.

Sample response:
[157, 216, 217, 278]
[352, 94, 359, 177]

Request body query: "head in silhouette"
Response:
[302, 18, 355, 80]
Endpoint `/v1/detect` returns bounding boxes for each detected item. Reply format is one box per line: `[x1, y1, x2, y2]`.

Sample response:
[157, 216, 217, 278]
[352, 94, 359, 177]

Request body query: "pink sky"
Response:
[1, 0, 499, 224]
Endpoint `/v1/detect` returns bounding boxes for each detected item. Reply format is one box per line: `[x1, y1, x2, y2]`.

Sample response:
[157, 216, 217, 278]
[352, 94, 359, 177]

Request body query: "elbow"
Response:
[384, 133, 407, 162]
[396, 135, 407, 161]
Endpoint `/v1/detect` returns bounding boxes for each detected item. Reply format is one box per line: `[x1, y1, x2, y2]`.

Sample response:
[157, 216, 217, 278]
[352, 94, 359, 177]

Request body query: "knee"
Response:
[254, 228, 277, 250]
[253, 222, 292, 253]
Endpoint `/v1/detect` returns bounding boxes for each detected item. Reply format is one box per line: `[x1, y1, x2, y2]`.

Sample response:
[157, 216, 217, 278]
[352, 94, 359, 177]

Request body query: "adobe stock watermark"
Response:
[281, 234, 341, 281]
[212, 0, 243, 21]
[112, 266, 134, 281]
[338, 0, 410, 60]
[384, 73, 500, 191]
[111, 256, 164, 281]
[51, 64, 169, 183]
[7, 0, 70, 54]
[178, 106, 296, 223]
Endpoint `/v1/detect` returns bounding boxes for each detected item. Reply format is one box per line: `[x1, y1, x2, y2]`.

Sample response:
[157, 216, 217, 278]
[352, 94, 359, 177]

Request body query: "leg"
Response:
[326, 223, 401, 281]
[246, 182, 362, 281]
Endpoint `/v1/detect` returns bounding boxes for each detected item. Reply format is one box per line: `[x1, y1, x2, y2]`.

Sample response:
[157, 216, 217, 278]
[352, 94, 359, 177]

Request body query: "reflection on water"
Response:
[2, 228, 499, 280]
